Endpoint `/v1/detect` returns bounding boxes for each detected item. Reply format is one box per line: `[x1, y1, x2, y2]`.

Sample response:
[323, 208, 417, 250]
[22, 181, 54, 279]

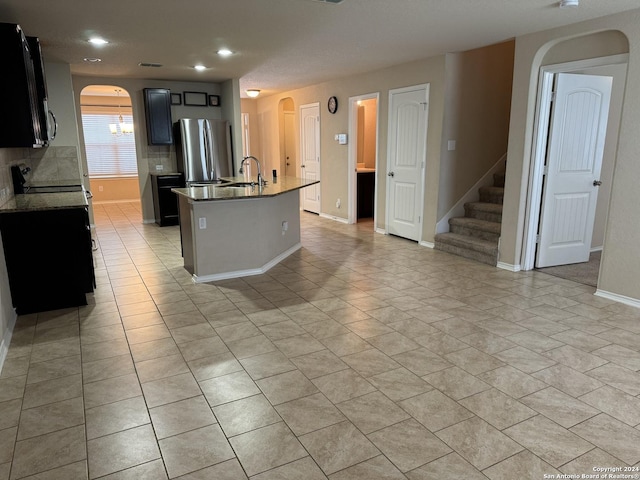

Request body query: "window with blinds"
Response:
[80, 105, 138, 178]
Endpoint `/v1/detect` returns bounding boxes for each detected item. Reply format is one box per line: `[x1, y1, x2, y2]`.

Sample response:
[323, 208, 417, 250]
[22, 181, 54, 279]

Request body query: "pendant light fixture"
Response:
[109, 89, 134, 136]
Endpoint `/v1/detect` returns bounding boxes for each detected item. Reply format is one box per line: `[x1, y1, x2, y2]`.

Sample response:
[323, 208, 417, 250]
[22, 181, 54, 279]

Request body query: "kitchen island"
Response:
[172, 176, 319, 283]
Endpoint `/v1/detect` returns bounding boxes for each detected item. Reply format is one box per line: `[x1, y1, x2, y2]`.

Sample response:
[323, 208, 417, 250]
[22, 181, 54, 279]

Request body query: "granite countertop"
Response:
[0, 191, 89, 213]
[172, 176, 320, 202]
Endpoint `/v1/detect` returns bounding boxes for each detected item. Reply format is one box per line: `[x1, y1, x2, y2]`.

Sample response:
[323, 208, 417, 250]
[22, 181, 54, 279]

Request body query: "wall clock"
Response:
[328, 96, 338, 114]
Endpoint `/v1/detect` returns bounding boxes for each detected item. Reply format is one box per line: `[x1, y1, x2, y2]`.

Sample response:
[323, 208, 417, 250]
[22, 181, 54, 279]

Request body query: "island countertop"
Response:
[172, 176, 319, 202]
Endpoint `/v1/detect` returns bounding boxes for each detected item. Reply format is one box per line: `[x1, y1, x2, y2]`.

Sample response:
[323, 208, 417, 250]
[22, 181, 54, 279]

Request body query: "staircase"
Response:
[434, 172, 505, 266]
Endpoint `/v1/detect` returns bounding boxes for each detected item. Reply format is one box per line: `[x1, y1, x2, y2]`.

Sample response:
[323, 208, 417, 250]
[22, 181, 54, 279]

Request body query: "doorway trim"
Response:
[385, 83, 429, 243]
[521, 54, 628, 271]
[299, 102, 321, 213]
[347, 92, 380, 225]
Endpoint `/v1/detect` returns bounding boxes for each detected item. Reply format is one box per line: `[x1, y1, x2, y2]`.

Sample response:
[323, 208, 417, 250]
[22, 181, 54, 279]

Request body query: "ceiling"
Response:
[0, 0, 637, 97]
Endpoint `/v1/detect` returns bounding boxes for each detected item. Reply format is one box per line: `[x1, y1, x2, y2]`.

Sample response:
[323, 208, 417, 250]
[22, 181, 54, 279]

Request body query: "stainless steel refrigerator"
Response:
[174, 118, 233, 185]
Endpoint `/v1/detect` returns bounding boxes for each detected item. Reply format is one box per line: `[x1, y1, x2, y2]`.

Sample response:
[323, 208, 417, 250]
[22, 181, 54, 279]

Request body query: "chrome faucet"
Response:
[239, 156, 266, 186]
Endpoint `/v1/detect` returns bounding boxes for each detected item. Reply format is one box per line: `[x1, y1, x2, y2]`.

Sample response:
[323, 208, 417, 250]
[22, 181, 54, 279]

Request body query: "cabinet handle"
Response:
[85, 190, 93, 199]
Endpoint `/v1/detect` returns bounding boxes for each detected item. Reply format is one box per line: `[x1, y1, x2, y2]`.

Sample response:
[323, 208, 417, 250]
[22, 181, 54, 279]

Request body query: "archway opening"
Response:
[80, 85, 141, 205]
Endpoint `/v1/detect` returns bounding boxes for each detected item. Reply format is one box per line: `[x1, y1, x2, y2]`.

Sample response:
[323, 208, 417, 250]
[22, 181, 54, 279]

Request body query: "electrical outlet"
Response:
[199, 217, 207, 229]
[336, 198, 341, 208]
[98, 186, 103, 192]
[156, 165, 163, 171]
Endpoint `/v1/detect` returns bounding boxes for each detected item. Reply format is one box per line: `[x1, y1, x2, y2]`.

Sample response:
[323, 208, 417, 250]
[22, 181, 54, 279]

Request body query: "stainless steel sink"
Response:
[188, 181, 232, 187]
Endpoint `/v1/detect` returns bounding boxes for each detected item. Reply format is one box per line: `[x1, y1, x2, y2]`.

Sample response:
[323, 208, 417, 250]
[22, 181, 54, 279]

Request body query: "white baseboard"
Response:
[419, 240, 435, 249]
[594, 289, 640, 309]
[436, 153, 507, 234]
[375, 228, 386, 235]
[192, 243, 302, 283]
[0, 311, 18, 374]
[142, 219, 156, 224]
[497, 261, 522, 272]
[319, 213, 349, 224]
[590, 246, 603, 253]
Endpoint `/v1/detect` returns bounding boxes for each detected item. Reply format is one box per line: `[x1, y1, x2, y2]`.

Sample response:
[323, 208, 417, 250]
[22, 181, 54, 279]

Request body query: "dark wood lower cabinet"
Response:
[0, 207, 95, 314]
[357, 171, 375, 219]
[151, 173, 184, 226]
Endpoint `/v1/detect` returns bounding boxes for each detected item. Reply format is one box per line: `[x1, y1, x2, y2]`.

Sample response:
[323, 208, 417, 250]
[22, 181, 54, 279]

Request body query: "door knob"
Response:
[593, 180, 602, 186]
[301, 165, 306, 168]
[388, 171, 395, 177]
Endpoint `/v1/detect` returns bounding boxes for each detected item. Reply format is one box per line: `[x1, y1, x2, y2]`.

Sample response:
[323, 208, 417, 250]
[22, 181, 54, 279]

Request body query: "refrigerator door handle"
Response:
[202, 121, 210, 181]
[204, 119, 216, 181]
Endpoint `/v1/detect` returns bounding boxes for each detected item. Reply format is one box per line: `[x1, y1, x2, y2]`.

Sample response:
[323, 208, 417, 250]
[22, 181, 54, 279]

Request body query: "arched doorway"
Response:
[521, 31, 629, 288]
[79, 85, 141, 205]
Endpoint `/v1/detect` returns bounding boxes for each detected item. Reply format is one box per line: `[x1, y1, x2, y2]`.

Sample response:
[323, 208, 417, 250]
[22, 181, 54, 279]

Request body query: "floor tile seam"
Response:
[10, 424, 88, 477]
[226, 420, 311, 478]
[566, 417, 636, 465]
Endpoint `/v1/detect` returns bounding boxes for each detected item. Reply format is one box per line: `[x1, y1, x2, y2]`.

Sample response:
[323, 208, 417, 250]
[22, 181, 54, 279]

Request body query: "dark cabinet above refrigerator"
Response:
[0, 23, 53, 148]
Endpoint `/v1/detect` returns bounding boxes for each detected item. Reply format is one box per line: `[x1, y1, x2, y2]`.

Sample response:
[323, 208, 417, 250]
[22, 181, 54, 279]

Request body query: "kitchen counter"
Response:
[0, 190, 94, 314]
[172, 176, 319, 202]
[0, 191, 88, 213]
[175, 176, 318, 283]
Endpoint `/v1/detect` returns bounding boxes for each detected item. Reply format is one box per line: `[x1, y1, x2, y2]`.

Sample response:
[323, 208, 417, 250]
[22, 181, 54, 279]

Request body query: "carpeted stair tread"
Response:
[436, 168, 505, 266]
[449, 217, 501, 234]
[434, 233, 498, 266]
[434, 233, 498, 255]
[465, 202, 503, 213]
[479, 186, 504, 204]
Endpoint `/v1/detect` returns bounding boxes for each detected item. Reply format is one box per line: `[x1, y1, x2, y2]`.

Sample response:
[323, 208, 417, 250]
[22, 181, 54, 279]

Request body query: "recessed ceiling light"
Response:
[88, 37, 109, 45]
[559, 0, 579, 7]
[217, 49, 233, 57]
[83, 57, 102, 63]
[194, 65, 207, 71]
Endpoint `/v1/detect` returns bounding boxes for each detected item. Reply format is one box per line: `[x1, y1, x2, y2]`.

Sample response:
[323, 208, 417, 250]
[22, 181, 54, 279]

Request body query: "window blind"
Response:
[80, 105, 138, 178]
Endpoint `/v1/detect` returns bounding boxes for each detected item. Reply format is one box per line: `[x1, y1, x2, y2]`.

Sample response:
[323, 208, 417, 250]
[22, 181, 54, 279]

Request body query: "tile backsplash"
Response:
[23, 146, 81, 183]
[143, 144, 177, 173]
[0, 145, 81, 206]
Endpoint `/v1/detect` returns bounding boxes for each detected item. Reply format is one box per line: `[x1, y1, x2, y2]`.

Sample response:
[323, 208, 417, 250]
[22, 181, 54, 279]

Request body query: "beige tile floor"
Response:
[1, 202, 640, 479]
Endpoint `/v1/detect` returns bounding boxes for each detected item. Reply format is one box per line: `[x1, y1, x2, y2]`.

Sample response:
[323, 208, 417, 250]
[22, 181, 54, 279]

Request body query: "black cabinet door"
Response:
[0, 207, 95, 314]
[144, 88, 173, 145]
[0, 23, 46, 148]
[151, 174, 184, 226]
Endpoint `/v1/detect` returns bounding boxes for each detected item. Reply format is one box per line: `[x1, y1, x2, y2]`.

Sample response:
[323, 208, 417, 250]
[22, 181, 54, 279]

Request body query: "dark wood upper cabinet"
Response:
[0, 23, 47, 148]
[143, 88, 173, 145]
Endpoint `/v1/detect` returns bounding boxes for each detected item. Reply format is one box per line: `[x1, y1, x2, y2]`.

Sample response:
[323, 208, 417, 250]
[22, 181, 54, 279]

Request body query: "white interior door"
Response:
[536, 73, 613, 268]
[300, 103, 320, 213]
[387, 85, 428, 241]
[284, 112, 296, 177]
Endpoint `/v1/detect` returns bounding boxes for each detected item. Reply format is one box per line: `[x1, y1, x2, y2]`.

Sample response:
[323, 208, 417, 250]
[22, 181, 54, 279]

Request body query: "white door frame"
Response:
[385, 84, 429, 243]
[521, 54, 628, 271]
[348, 92, 380, 225]
[299, 102, 321, 213]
